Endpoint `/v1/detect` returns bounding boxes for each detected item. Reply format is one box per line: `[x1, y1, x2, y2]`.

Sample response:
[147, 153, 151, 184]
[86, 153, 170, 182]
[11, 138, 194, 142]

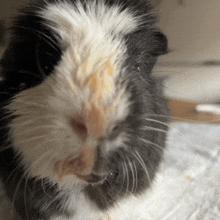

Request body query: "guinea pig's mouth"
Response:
[77, 169, 119, 184]
[76, 173, 107, 183]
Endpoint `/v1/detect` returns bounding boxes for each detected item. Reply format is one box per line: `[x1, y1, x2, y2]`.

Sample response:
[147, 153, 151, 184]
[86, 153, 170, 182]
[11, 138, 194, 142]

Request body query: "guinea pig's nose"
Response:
[93, 144, 106, 171]
[73, 143, 107, 183]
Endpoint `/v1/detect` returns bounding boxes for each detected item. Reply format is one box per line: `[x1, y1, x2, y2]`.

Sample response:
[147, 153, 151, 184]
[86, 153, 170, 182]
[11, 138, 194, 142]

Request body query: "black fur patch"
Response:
[0, 1, 62, 94]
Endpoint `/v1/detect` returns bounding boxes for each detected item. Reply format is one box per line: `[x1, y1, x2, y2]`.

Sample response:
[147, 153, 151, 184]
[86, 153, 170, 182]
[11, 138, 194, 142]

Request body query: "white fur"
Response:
[40, 0, 140, 43]
[8, 70, 129, 186]
[8, 0, 139, 187]
[49, 186, 154, 220]
[38, 0, 141, 88]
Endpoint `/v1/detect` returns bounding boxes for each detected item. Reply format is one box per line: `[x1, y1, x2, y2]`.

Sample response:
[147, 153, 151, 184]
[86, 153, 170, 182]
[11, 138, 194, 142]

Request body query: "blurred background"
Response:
[155, 0, 220, 103]
[0, 0, 220, 103]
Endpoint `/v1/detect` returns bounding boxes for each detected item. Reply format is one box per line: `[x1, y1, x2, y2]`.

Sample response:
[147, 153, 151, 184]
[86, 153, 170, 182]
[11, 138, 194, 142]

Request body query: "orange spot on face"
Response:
[82, 62, 116, 139]
[91, 73, 98, 90]
[55, 145, 96, 181]
[87, 103, 105, 139]
[75, 55, 116, 95]
[86, 56, 116, 102]
[90, 69, 114, 100]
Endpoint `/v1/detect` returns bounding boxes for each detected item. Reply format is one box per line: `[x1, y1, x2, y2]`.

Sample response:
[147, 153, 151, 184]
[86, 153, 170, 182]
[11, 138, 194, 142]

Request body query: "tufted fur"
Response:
[0, 0, 169, 219]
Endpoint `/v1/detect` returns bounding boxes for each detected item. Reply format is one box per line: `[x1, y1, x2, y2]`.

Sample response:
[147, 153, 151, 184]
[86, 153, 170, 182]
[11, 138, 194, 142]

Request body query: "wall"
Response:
[0, 0, 30, 20]
[154, 0, 220, 103]
[158, 0, 220, 63]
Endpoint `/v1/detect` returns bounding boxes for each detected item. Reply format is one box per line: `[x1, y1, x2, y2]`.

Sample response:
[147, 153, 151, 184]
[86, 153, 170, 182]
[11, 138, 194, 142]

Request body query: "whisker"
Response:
[138, 137, 188, 168]
[141, 126, 168, 133]
[14, 124, 66, 136]
[37, 186, 62, 212]
[17, 70, 43, 80]
[16, 135, 61, 150]
[13, 100, 49, 109]
[132, 160, 138, 193]
[126, 156, 135, 194]
[138, 137, 164, 153]
[119, 162, 126, 193]
[41, 179, 53, 199]
[142, 118, 198, 147]
[133, 151, 150, 184]
[13, 25, 59, 52]
[11, 115, 62, 121]
[35, 43, 48, 79]
[30, 150, 55, 170]
[0, 130, 13, 145]
[141, 112, 220, 124]
[11, 119, 67, 133]
[0, 91, 10, 95]
[123, 162, 129, 195]
[21, 150, 61, 210]
[143, 118, 210, 153]
[0, 112, 14, 122]
[0, 146, 14, 153]
[10, 169, 30, 220]
[143, 118, 170, 128]
[14, 134, 51, 145]
[5, 163, 23, 186]
[131, 113, 170, 119]
[100, 188, 112, 208]
[42, 0, 50, 7]
[24, 171, 31, 220]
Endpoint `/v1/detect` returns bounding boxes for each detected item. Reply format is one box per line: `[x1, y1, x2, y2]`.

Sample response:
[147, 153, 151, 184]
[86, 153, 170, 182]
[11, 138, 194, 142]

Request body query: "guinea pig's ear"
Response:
[150, 31, 168, 57]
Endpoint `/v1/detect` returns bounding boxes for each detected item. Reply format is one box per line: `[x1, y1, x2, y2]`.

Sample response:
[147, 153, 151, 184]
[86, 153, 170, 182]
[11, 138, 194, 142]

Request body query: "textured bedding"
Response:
[1, 122, 220, 220]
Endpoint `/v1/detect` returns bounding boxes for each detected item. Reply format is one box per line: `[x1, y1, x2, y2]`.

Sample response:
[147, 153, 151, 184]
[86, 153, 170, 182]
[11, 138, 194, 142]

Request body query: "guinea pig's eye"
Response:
[133, 64, 141, 72]
[108, 124, 122, 140]
[112, 169, 119, 179]
[107, 169, 120, 187]
[112, 125, 120, 132]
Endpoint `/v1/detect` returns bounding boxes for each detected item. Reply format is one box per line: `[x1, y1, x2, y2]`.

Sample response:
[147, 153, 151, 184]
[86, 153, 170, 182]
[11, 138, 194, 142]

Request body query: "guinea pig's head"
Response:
[0, 0, 169, 194]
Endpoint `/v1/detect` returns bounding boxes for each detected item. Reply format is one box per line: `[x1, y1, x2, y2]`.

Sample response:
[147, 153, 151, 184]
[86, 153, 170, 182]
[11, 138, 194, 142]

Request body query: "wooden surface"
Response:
[169, 99, 220, 124]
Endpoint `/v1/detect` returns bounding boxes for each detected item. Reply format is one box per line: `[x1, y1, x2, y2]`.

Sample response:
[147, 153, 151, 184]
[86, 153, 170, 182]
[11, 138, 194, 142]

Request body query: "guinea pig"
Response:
[0, 0, 169, 219]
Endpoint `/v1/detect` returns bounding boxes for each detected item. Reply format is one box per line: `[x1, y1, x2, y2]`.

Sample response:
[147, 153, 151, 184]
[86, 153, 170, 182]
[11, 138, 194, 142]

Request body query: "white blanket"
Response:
[111, 122, 220, 220]
[1, 122, 220, 220]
